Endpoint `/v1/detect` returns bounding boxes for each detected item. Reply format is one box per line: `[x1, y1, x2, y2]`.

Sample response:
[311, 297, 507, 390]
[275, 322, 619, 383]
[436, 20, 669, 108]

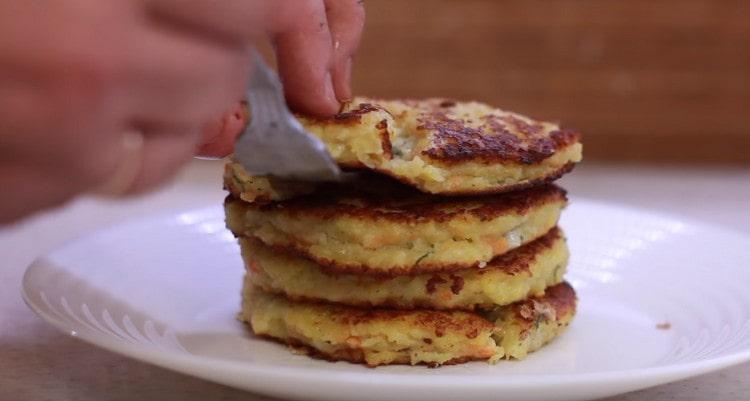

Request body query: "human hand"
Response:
[0, 0, 364, 223]
[194, 0, 365, 157]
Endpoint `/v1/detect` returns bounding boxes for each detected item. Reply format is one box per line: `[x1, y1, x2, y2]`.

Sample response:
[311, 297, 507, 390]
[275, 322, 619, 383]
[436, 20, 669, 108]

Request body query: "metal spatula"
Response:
[233, 54, 341, 182]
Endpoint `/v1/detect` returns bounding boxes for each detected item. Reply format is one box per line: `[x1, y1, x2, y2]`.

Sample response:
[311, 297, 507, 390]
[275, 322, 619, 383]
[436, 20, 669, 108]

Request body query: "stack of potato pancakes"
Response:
[224, 98, 583, 367]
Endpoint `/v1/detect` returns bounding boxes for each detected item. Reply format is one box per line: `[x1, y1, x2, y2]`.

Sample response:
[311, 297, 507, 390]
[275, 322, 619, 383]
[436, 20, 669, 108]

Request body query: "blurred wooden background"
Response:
[352, 0, 750, 163]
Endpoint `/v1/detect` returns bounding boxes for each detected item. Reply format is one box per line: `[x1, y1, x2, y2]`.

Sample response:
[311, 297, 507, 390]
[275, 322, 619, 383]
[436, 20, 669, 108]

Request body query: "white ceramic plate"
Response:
[22, 200, 750, 401]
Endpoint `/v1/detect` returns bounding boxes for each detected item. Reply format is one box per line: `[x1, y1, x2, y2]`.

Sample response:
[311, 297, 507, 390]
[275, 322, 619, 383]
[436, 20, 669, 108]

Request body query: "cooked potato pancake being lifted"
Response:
[225, 179, 567, 275]
[242, 281, 577, 367]
[227, 97, 581, 198]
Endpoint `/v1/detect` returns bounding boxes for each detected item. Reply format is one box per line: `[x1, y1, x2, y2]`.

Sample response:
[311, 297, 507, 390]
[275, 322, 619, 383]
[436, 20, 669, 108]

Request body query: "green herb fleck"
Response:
[414, 251, 433, 266]
[552, 264, 564, 280]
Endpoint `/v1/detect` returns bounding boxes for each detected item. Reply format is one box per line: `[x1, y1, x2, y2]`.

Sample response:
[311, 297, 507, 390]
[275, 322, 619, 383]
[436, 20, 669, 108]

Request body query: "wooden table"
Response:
[1, 161, 748, 401]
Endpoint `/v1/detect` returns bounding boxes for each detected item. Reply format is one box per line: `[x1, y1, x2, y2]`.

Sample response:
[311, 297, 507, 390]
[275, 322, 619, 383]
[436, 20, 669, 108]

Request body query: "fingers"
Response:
[0, 77, 123, 185]
[0, 78, 56, 145]
[124, 24, 250, 127]
[272, 0, 340, 116]
[323, 0, 365, 101]
[195, 101, 249, 158]
[145, 0, 365, 117]
[0, 164, 76, 224]
[120, 125, 202, 195]
[142, 0, 282, 45]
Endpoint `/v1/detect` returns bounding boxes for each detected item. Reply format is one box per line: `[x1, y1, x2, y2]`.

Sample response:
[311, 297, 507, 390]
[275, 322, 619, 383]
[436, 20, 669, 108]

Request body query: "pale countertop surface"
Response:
[1, 160, 749, 401]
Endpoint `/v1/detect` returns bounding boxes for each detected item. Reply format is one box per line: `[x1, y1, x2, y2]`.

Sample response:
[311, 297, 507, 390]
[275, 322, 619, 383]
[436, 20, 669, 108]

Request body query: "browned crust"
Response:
[512, 281, 577, 332]
[231, 182, 566, 224]
[421, 120, 578, 165]
[312, 302, 496, 336]
[411, 99, 581, 165]
[257, 282, 575, 324]
[225, 160, 576, 201]
[389, 160, 577, 197]
[226, 159, 574, 209]
[304, 99, 582, 167]
[302, 102, 388, 125]
[239, 223, 557, 277]
[252, 286, 486, 312]
[248, 229, 564, 310]
[246, 282, 577, 367]
[255, 334, 489, 368]
[247, 226, 562, 280]
[479, 226, 563, 275]
[251, 296, 496, 348]
[376, 118, 393, 158]
[540, 281, 577, 318]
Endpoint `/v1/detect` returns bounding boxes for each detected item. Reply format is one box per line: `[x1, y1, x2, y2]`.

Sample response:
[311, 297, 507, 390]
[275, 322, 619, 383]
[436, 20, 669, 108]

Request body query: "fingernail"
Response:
[339, 57, 353, 102]
[324, 70, 338, 105]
